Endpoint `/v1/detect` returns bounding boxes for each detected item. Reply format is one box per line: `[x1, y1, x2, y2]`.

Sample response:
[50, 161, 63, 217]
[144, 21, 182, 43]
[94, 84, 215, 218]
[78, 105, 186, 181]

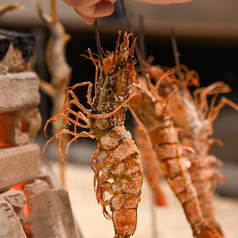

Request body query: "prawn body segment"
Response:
[134, 123, 167, 207]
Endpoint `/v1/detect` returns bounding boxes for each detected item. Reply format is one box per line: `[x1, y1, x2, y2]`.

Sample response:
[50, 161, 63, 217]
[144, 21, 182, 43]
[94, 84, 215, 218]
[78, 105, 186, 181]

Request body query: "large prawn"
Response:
[43, 31, 144, 238]
[147, 63, 238, 237]
[129, 70, 221, 237]
[168, 72, 238, 237]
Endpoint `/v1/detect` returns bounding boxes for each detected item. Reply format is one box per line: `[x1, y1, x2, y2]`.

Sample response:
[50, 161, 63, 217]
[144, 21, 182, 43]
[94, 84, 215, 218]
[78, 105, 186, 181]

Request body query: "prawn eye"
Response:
[128, 55, 135, 64]
[108, 88, 113, 96]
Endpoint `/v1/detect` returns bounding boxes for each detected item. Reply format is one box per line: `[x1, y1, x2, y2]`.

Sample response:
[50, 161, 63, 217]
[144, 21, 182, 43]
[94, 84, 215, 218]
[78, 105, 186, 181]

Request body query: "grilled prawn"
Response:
[169, 78, 238, 237]
[43, 31, 143, 238]
[148, 64, 238, 237]
[129, 72, 221, 238]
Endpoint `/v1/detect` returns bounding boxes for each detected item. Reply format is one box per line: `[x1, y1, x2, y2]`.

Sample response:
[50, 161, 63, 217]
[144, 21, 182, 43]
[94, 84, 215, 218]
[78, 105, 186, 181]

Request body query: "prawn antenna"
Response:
[171, 29, 184, 91]
[120, 0, 147, 82]
[94, 18, 105, 78]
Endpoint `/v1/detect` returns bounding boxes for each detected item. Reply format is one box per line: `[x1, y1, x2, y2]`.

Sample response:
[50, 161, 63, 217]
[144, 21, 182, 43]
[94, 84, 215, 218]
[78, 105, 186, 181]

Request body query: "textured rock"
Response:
[28, 189, 80, 238]
[0, 72, 40, 113]
[0, 190, 27, 226]
[0, 143, 39, 192]
[0, 29, 35, 74]
[24, 179, 50, 197]
[0, 107, 42, 147]
[0, 200, 26, 238]
[38, 163, 60, 190]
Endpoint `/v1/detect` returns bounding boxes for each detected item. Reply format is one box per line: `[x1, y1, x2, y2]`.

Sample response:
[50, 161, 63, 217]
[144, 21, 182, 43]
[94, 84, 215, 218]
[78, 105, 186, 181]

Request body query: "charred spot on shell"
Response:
[127, 55, 136, 64]
[108, 88, 113, 96]
[0, 38, 11, 61]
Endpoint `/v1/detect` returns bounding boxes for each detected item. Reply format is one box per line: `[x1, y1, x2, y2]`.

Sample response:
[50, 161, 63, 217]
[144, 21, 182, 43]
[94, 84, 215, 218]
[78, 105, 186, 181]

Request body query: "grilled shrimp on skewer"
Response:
[169, 78, 238, 237]
[43, 31, 144, 238]
[148, 63, 238, 237]
[129, 72, 221, 238]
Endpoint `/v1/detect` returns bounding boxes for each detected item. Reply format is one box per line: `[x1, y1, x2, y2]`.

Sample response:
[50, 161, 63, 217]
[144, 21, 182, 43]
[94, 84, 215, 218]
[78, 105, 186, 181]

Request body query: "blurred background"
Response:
[0, 0, 237, 202]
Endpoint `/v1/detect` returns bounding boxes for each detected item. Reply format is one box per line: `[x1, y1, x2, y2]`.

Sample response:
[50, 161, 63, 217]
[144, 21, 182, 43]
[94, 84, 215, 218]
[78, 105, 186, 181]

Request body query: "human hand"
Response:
[63, 0, 193, 25]
[132, 0, 193, 4]
[63, 0, 116, 25]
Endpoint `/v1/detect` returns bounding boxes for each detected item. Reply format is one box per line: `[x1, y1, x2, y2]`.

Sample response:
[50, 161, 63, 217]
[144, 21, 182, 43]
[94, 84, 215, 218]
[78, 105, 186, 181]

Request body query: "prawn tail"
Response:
[193, 221, 223, 238]
[195, 190, 224, 238]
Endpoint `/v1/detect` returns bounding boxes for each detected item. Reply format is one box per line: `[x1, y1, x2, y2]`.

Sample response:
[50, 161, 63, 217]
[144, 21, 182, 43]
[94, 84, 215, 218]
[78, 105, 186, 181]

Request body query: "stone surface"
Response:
[0, 29, 35, 74]
[6, 43, 32, 73]
[24, 179, 50, 197]
[0, 72, 40, 113]
[28, 189, 81, 238]
[0, 107, 42, 147]
[38, 163, 60, 190]
[0, 200, 26, 238]
[0, 190, 27, 226]
[0, 143, 39, 192]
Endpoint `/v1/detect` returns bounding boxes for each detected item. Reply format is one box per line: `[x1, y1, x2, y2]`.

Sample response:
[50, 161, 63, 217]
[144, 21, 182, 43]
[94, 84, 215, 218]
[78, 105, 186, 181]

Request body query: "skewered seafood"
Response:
[129, 71, 221, 237]
[43, 31, 144, 238]
[147, 63, 238, 237]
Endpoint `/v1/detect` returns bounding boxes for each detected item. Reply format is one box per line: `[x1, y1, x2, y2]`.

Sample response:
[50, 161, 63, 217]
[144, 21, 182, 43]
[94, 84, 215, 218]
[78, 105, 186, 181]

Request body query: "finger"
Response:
[132, 0, 192, 4]
[64, 0, 116, 24]
[92, 1, 115, 17]
[74, 9, 96, 25]
[75, 1, 115, 24]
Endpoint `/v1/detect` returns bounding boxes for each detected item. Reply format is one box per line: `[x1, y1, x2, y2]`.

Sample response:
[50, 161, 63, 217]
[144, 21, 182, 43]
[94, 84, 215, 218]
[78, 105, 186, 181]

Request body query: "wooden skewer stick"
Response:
[94, 18, 105, 79]
[51, 0, 57, 23]
[120, 0, 147, 82]
[171, 29, 184, 90]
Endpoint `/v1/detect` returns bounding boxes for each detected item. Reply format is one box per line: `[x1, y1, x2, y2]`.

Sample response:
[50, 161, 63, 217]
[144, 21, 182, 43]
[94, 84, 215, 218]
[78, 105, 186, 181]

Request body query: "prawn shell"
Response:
[148, 127, 181, 160]
[153, 144, 181, 160]
[113, 209, 137, 236]
[111, 194, 139, 211]
[107, 135, 139, 163]
[148, 126, 178, 145]
[100, 126, 126, 150]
